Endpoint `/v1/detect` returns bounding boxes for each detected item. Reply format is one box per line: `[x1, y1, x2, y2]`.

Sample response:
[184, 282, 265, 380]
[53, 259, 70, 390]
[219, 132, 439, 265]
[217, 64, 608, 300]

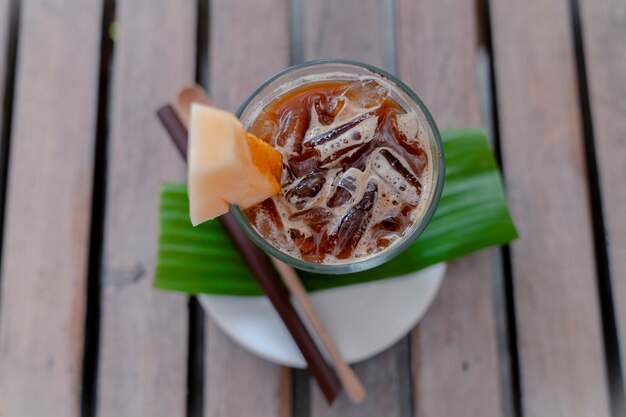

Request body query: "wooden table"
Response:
[0, 0, 624, 416]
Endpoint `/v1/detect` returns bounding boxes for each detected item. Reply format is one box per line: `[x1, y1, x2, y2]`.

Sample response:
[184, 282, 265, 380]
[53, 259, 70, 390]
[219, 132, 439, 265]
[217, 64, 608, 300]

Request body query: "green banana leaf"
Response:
[154, 128, 517, 295]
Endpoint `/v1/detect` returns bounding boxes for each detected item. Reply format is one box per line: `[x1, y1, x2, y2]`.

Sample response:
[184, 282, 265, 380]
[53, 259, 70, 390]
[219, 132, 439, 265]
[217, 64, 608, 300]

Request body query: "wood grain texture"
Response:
[579, 0, 626, 378]
[411, 255, 506, 416]
[204, 1, 292, 416]
[312, 348, 410, 416]
[396, 1, 511, 416]
[490, 0, 611, 415]
[303, 0, 394, 71]
[0, 1, 102, 416]
[303, 1, 409, 414]
[96, 1, 194, 416]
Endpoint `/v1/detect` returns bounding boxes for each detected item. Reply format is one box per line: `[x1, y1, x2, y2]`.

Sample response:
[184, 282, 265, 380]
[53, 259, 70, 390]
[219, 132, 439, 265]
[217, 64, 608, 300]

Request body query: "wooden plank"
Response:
[0, 1, 102, 416]
[579, 0, 626, 383]
[411, 256, 506, 416]
[397, 1, 511, 416]
[203, 1, 292, 416]
[312, 348, 410, 416]
[303, 0, 394, 70]
[96, 1, 194, 416]
[302, 1, 411, 415]
[490, 0, 611, 415]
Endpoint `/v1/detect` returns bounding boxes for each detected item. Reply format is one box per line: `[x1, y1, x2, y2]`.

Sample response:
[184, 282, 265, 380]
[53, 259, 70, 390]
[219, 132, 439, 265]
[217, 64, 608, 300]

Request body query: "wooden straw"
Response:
[271, 258, 366, 404]
[176, 85, 366, 404]
[156, 104, 341, 404]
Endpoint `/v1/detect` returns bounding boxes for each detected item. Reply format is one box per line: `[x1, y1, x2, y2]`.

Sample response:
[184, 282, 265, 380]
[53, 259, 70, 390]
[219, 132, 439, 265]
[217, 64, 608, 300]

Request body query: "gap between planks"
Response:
[569, 0, 626, 413]
[301, 0, 415, 415]
[0, 0, 21, 300]
[203, 1, 292, 416]
[397, 0, 513, 415]
[80, 0, 116, 417]
[0, 0, 104, 415]
[186, 3, 210, 417]
[95, 1, 194, 416]
[477, 0, 522, 415]
[489, 0, 612, 414]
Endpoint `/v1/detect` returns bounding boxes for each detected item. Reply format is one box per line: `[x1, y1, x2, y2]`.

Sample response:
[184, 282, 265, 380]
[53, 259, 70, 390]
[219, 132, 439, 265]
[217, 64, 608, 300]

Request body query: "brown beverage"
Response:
[244, 76, 431, 264]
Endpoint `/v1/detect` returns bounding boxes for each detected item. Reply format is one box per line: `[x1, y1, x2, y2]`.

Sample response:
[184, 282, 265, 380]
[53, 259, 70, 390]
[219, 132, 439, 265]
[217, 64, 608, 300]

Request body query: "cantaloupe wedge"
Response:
[188, 104, 282, 226]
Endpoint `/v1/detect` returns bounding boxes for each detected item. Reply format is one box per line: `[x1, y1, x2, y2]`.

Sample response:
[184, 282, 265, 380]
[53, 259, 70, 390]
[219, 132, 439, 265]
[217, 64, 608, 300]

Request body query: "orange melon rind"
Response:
[188, 104, 282, 226]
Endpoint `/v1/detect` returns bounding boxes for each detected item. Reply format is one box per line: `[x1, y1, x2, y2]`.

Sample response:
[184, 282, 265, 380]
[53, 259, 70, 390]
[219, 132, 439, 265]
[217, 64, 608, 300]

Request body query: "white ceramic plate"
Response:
[199, 263, 446, 368]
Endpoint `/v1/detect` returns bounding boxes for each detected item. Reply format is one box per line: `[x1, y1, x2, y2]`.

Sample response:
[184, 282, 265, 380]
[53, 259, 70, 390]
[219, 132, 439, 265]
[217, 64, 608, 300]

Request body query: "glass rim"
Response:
[230, 59, 445, 274]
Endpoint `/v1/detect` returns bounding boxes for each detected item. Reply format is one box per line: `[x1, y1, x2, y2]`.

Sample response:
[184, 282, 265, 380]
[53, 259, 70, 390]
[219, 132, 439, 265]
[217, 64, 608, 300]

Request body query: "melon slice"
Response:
[188, 104, 282, 226]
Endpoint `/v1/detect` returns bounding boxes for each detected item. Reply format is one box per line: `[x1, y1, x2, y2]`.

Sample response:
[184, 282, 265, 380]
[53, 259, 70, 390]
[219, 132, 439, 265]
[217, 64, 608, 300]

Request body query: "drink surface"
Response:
[245, 77, 430, 264]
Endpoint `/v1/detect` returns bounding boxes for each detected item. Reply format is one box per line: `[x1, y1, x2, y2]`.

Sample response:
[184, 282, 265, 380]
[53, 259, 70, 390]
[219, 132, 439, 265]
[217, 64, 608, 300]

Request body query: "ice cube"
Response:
[307, 93, 344, 125]
[248, 114, 277, 145]
[394, 112, 418, 144]
[326, 168, 366, 208]
[244, 199, 284, 243]
[289, 207, 334, 233]
[285, 170, 326, 210]
[323, 180, 378, 259]
[390, 112, 428, 175]
[338, 140, 376, 171]
[315, 115, 378, 166]
[302, 111, 372, 148]
[377, 216, 401, 231]
[335, 168, 361, 192]
[281, 163, 296, 186]
[288, 228, 317, 260]
[288, 148, 321, 177]
[381, 149, 421, 190]
[344, 79, 389, 109]
[274, 109, 310, 154]
[327, 187, 352, 208]
[371, 149, 421, 205]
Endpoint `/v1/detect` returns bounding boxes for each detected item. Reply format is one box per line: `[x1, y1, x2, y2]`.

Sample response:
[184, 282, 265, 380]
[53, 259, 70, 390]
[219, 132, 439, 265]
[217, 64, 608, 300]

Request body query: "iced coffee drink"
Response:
[236, 62, 443, 269]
